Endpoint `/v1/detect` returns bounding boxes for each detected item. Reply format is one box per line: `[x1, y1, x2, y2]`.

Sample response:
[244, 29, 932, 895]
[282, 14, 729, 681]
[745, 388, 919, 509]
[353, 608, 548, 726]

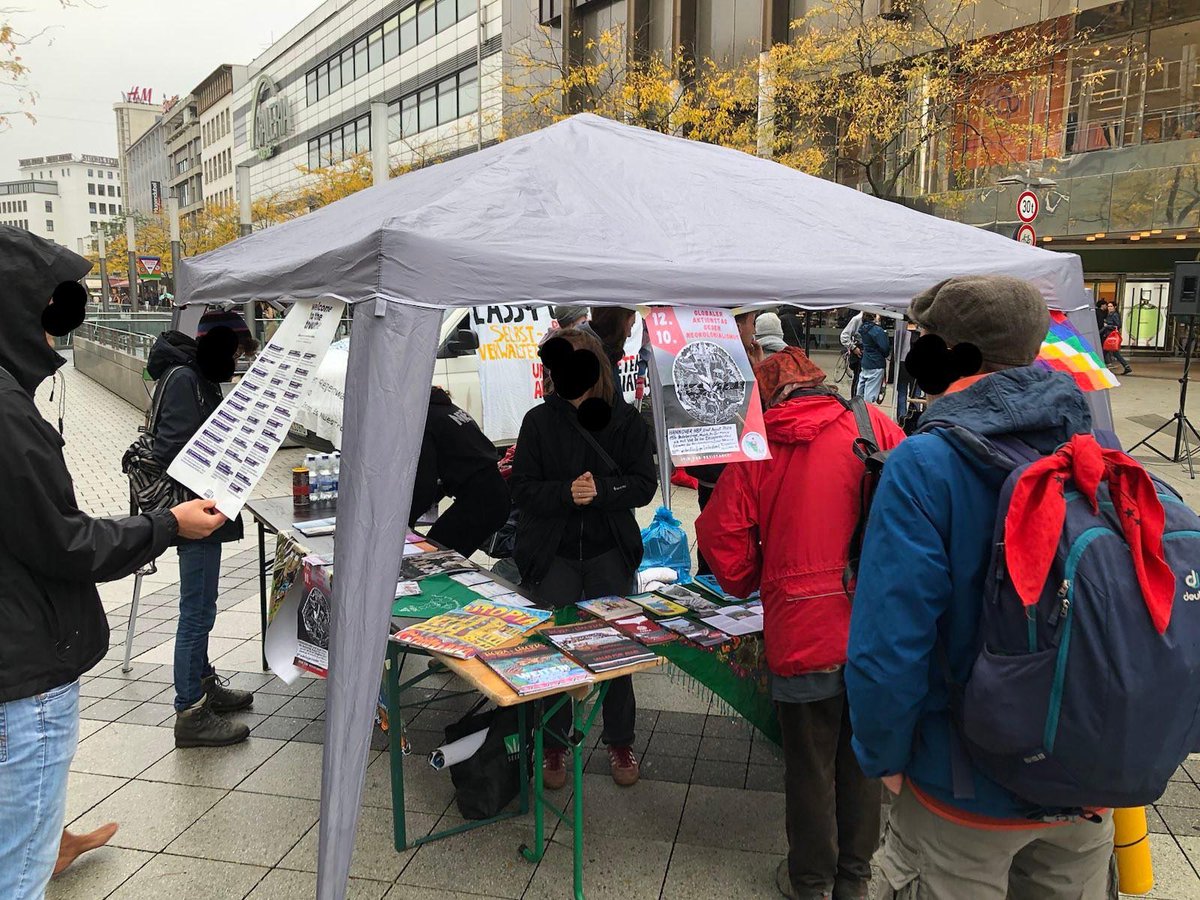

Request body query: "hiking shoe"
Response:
[1122, 367, 1133, 375]
[202, 673, 254, 713]
[832, 877, 869, 900]
[542, 747, 567, 791]
[175, 701, 251, 748]
[607, 745, 640, 786]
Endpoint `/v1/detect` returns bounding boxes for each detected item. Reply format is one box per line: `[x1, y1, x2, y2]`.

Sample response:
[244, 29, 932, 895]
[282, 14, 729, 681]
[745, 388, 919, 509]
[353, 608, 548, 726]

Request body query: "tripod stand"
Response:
[1130, 315, 1200, 479]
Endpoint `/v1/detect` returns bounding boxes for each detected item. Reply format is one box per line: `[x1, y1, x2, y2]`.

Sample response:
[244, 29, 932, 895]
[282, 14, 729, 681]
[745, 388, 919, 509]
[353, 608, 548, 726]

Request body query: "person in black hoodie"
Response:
[0, 228, 224, 898]
[413, 386, 509, 556]
[146, 326, 253, 748]
[510, 327, 657, 789]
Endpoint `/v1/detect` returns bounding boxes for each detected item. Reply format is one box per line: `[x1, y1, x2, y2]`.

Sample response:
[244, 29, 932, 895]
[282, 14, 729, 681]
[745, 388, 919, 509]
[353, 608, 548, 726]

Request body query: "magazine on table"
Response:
[460, 600, 551, 631]
[542, 621, 657, 673]
[392, 609, 526, 659]
[398, 550, 475, 581]
[655, 584, 721, 612]
[576, 596, 643, 621]
[479, 643, 594, 696]
[611, 614, 677, 646]
[629, 593, 689, 617]
[658, 616, 729, 648]
[700, 603, 764, 636]
[294, 517, 336, 537]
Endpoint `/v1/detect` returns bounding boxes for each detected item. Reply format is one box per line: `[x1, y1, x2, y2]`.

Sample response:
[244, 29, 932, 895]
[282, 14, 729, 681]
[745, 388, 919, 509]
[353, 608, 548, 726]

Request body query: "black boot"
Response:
[174, 699, 250, 748]
[202, 673, 254, 713]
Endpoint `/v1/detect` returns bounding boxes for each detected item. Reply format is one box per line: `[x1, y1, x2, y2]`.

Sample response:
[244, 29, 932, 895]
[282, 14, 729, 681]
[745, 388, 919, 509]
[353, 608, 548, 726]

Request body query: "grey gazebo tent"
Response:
[176, 113, 1110, 899]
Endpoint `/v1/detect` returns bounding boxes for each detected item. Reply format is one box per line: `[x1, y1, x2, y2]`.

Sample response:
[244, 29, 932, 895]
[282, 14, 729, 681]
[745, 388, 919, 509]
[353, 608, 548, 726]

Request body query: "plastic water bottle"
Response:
[305, 454, 318, 501]
[317, 454, 333, 503]
[331, 452, 340, 501]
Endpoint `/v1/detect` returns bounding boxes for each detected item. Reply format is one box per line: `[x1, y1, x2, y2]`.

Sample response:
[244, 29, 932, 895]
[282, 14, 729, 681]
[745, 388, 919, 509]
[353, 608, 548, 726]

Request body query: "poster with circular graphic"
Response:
[673, 341, 747, 425]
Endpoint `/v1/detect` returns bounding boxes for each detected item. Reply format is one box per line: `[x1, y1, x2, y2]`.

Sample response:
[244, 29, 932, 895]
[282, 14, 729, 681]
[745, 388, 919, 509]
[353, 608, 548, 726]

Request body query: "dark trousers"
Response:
[695, 482, 714, 576]
[1104, 349, 1130, 371]
[535, 549, 637, 748]
[427, 469, 510, 557]
[175, 541, 222, 711]
[777, 693, 880, 899]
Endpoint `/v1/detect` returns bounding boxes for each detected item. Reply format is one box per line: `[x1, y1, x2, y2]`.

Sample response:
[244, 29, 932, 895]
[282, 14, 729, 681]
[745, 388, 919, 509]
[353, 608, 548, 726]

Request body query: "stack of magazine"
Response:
[479, 644, 593, 696]
[542, 621, 657, 673]
[392, 601, 550, 659]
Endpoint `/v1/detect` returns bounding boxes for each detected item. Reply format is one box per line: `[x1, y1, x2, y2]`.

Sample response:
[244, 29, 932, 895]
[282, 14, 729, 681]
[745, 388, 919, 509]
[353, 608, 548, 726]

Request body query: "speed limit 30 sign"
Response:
[1017, 190, 1039, 223]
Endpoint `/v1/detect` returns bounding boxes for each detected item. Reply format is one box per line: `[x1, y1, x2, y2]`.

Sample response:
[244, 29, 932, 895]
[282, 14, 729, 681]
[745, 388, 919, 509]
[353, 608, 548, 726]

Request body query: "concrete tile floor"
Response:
[32, 351, 1200, 899]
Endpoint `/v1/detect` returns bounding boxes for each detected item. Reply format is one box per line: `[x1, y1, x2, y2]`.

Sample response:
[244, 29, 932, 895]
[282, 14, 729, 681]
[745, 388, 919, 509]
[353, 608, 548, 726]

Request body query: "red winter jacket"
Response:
[696, 394, 904, 677]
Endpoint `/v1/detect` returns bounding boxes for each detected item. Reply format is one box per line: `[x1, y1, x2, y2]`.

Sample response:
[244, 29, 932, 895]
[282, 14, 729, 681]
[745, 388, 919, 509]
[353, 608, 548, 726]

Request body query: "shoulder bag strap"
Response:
[147, 365, 185, 437]
[567, 416, 621, 476]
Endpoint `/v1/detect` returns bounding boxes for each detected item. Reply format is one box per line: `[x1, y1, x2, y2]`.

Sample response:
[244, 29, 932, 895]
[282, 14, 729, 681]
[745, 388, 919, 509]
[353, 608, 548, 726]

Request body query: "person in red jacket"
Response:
[696, 347, 904, 900]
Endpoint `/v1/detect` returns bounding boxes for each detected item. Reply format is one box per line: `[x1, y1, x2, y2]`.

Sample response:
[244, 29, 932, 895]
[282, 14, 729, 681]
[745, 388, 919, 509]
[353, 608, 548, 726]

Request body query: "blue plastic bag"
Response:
[638, 505, 692, 584]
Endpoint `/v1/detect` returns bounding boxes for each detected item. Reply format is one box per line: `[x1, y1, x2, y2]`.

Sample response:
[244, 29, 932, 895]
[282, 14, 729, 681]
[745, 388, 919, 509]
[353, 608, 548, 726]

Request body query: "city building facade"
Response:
[125, 111, 171, 217]
[3, 153, 122, 248]
[194, 64, 248, 210]
[114, 91, 164, 215]
[165, 94, 204, 220]
[230, 0, 500, 203]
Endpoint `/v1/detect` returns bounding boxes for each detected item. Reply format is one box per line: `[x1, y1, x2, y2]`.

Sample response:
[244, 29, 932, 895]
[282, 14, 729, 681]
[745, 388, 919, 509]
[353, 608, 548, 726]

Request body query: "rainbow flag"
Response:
[1035, 311, 1118, 392]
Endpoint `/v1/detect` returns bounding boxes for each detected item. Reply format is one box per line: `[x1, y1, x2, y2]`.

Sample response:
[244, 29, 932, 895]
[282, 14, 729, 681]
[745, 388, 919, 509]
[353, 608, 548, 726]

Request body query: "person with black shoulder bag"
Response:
[509, 327, 657, 790]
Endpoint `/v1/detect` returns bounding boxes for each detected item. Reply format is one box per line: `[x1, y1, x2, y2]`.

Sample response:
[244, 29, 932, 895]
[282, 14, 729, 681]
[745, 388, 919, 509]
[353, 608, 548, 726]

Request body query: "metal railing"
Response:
[73, 323, 157, 359]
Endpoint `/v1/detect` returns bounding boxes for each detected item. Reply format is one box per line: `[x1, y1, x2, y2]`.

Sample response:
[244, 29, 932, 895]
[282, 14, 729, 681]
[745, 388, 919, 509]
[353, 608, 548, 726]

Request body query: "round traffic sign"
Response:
[1017, 190, 1039, 223]
[1016, 223, 1037, 245]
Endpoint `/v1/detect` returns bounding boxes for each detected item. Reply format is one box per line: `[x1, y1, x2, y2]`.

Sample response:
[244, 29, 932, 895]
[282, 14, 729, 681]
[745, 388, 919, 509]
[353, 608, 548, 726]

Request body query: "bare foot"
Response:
[53, 823, 118, 877]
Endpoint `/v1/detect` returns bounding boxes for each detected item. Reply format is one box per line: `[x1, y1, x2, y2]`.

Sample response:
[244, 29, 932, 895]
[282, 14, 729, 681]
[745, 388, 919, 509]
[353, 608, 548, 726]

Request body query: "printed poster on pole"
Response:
[168, 298, 345, 518]
[646, 306, 770, 466]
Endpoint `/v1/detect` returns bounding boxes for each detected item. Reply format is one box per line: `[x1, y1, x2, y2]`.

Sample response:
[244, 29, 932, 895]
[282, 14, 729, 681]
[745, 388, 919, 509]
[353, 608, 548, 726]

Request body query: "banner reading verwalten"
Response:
[647, 306, 770, 466]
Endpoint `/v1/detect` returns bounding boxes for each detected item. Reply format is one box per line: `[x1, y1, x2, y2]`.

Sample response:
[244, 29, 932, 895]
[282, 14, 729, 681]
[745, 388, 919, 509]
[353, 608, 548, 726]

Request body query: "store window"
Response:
[1123, 280, 1172, 350]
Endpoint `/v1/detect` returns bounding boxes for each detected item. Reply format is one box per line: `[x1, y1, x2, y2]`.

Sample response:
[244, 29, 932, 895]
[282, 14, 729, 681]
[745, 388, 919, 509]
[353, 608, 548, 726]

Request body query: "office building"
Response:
[165, 94, 203, 221]
[114, 92, 164, 215]
[125, 111, 172, 217]
[194, 65, 248, 210]
[3, 153, 122, 247]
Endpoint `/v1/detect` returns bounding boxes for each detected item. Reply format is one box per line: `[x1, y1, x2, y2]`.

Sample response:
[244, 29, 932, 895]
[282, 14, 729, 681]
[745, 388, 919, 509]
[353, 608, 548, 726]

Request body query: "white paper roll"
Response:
[428, 728, 488, 771]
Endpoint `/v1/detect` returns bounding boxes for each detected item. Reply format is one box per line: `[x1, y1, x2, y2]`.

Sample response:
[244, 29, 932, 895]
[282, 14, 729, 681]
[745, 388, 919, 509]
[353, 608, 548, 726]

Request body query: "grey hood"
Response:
[0, 226, 91, 394]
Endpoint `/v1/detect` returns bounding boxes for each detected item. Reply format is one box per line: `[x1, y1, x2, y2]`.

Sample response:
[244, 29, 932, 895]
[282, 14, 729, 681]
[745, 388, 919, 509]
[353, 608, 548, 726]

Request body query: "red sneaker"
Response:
[543, 746, 567, 791]
[607, 745, 640, 786]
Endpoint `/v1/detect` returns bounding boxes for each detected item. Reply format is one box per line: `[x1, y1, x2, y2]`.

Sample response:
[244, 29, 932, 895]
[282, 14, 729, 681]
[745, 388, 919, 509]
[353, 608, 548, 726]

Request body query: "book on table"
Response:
[657, 616, 730, 648]
[629, 593, 689, 617]
[699, 603, 764, 637]
[542, 621, 657, 673]
[654, 583, 721, 612]
[294, 517, 336, 537]
[576, 596, 643, 621]
[610, 614, 677, 646]
[479, 643, 594, 696]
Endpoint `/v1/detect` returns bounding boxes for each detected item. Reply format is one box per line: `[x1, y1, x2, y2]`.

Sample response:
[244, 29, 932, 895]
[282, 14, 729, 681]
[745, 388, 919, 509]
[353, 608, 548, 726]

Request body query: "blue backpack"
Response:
[954, 433, 1200, 812]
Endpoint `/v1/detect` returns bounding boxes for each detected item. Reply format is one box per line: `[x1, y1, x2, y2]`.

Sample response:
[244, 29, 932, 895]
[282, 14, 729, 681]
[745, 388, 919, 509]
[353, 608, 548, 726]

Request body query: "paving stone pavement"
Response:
[33, 352, 1200, 899]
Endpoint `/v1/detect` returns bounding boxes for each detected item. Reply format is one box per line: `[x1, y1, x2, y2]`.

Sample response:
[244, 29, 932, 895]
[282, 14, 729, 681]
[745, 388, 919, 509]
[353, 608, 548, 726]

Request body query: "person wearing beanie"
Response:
[551, 305, 589, 330]
[754, 312, 788, 357]
[698, 348, 903, 900]
[845, 276, 1114, 899]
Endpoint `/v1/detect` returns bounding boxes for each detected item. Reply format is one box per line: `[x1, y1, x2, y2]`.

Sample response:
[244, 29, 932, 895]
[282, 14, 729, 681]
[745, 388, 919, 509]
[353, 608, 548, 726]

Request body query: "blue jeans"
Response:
[856, 367, 885, 404]
[0, 681, 80, 899]
[175, 541, 222, 711]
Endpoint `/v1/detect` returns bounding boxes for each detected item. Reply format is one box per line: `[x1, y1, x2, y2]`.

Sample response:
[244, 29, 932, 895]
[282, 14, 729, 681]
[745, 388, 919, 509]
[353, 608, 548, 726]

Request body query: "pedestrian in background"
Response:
[1101, 301, 1132, 375]
[840, 310, 864, 395]
[697, 348, 903, 900]
[510, 327, 656, 789]
[854, 313, 890, 404]
[147, 326, 254, 748]
[0, 229, 223, 899]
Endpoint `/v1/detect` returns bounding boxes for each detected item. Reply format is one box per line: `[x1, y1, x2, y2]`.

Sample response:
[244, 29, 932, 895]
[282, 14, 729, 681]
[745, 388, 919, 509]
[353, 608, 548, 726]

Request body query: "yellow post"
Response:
[1113, 806, 1154, 895]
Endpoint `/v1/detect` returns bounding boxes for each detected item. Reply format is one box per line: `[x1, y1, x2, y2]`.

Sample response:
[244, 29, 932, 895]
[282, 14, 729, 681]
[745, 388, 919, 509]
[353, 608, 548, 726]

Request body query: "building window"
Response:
[107, 184, 115, 196]
[44, 200, 52, 213]
[417, 0, 436, 43]
[88, 183, 95, 195]
[90, 220, 97, 230]
[99, 203, 107, 214]
[383, 16, 400, 62]
[117, 205, 122, 214]
[388, 65, 479, 140]
[45, 219, 53, 232]
[307, 113, 371, 168]
[354, 37, 368, 79]
[116, 186, 121, 197]
[107, 171, 113, 179]
[307, 70, 318, 105]
[436, 0, 456, 31]
[339, 46, 353, 88]
[368, 26, 384, 70]
[437, 74, 458, 124]
[87, 168, 93, 177]
[400, 5, 417, 52]
[89, 202, 97, 214]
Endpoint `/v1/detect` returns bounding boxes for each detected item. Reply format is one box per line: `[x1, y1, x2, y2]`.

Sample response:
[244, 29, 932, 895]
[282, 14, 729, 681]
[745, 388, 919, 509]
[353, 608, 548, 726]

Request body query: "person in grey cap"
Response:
[846, 275, 1115, 900]
[754, 312, 788, 357]
[552, 305, 589, 330]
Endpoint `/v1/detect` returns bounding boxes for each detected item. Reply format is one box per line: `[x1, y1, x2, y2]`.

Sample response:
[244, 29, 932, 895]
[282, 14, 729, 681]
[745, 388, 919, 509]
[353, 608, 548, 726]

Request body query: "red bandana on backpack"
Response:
[1005, 433, 1176, 634]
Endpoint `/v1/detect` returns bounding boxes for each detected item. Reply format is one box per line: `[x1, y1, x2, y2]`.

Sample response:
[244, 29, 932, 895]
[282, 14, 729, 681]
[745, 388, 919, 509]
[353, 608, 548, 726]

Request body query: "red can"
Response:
[293, 466, 311, 510]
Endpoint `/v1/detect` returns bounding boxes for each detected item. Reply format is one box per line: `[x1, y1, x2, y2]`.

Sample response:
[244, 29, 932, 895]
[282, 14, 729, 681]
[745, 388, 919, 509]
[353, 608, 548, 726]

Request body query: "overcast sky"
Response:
[2, 0, 324, 177]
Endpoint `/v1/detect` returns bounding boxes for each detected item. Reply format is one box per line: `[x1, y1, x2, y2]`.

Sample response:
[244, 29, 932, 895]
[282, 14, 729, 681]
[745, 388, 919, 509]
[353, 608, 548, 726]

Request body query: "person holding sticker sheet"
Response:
[846, 276, 1115, 899]
[146, 325, 253, 748]
[0, 228, 225, 899]
[510, 327, 656, 789]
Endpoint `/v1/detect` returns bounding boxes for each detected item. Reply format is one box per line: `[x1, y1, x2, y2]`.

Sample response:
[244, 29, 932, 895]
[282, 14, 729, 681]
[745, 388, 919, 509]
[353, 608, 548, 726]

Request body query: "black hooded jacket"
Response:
[0, 227, 178, 702]
[509, 393, 656, 585]
[146, 332, 243, 545]
[410, 386, 502, 520]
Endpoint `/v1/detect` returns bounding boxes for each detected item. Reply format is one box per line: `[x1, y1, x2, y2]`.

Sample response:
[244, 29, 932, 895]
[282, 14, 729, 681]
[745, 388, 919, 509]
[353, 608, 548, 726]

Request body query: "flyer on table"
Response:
[647, 306, 770, 466]
[167, 298, 345, 518]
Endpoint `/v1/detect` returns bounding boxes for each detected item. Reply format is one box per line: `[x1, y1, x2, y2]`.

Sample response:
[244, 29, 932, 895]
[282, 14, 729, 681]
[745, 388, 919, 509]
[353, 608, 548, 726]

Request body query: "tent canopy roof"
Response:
[178, 113, 1086, 313]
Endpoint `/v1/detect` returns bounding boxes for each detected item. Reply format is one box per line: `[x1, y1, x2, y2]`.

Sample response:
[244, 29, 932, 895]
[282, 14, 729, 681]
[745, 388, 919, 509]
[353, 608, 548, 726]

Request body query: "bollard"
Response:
[1113, 806, 1154, 895]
